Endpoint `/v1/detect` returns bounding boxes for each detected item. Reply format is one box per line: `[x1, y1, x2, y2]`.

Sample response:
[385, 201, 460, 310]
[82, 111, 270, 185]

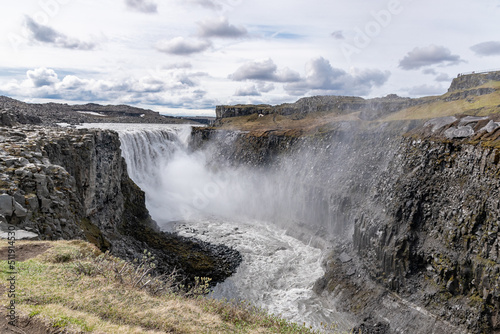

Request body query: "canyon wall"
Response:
[0, 125, 240, 284]
[353, 118, 500, 333]
[190, 115, 500, 333]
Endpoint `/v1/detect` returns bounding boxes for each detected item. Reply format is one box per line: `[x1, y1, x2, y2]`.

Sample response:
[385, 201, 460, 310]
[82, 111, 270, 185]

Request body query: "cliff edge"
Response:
[0, 125, 240, 285]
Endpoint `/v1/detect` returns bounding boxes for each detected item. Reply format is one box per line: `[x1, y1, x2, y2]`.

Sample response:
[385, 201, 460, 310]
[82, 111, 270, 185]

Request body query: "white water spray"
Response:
[79, 123, 354, 331]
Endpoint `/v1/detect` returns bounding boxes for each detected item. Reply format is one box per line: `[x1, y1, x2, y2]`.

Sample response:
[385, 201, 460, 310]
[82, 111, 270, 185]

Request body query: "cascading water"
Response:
[78, 123, 356, 332]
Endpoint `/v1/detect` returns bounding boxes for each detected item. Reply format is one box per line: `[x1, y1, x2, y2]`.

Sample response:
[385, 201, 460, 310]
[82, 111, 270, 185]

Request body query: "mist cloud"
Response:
[25, 17, 96, 50]
[399, 45, 463, 70]
[470, 41, 500, 57]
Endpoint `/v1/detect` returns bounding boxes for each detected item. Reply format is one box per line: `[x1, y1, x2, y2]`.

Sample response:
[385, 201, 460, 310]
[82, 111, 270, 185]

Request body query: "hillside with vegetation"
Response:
[0, 240, 339, 334]
[213, 71, 500, 136]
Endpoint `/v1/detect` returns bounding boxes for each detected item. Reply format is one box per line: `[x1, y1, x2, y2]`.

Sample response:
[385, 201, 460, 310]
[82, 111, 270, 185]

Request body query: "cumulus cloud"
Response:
[60, 75, 87, 90]
[257, 82, 275, 93]
[25, 17, 96, 50]
[197, 17, 247, 38]
[155, 37, 211, 55]
[399, 45, 463, 70]
[229, 59, 300, 82]
[470, 41, 500, 57]
[285, 57, 390, 96]
[234, 85, 261, 96]
[125, 0, 158, 13]
[27, 68, 59, 87]
[0, 67, 214, 110]
[422, 69, 451, 82]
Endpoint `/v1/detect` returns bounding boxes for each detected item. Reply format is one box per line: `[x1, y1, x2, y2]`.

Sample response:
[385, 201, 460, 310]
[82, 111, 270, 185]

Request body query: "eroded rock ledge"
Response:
[0, 125, 240, 285]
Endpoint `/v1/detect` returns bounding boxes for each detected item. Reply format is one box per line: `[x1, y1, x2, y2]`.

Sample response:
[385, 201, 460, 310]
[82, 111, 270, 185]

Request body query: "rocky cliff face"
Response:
[0, 125, 240, 285]
[449, 71, 500, 92]
[190, 114, 500, 333]
[353, 116, 500, 333]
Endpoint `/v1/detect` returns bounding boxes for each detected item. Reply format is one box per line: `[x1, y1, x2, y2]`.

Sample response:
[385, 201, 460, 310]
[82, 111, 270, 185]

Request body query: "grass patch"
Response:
[1, 240, 346, 333]
[382, 86, 500, 121]
[215, 111, 360, 135]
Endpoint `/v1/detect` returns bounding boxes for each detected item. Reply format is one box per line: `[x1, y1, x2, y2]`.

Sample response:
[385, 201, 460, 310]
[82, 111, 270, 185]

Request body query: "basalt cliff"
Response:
[191, 71, 500, 333]
[0, 124, 240, 286]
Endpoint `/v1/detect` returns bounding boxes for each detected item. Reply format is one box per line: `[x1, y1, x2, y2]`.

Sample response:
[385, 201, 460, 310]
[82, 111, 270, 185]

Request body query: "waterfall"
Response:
[78, 123, 355, 332]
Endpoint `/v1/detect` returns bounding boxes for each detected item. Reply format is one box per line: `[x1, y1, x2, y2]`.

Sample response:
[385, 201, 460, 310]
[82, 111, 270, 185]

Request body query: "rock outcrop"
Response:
[449, 71, 500, 92]
[0, 125, 240, 285]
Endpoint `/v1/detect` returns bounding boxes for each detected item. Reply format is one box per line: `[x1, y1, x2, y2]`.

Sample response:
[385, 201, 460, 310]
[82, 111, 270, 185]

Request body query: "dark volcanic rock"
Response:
[354, 121, 500, 333]
[190, 118, 500, 333]
[353, 317, 390, 334]
[0, 125, 240, 286]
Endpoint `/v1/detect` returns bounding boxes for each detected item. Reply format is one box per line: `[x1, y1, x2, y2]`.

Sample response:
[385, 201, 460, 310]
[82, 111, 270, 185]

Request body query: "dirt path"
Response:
[0, 242, 52, 262]
[0, 241, 66, 333]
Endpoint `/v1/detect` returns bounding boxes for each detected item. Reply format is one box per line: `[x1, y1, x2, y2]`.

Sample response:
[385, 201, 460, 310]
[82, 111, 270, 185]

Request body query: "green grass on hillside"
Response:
[382, 81, 500, 121]
[1, 240, 346, 334]
[214, 81, 500, 134]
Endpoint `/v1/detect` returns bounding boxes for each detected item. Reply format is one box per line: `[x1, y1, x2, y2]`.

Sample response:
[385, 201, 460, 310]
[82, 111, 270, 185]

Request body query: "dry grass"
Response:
[1, 240, 344, 334]
[382, 82, 500, 121]
[215, 81, 500, 134]
[215, 112, 360, 136]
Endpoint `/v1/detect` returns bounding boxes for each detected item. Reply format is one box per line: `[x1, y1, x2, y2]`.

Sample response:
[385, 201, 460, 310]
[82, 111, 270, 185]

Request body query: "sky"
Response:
[1, 0, 500, 116]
